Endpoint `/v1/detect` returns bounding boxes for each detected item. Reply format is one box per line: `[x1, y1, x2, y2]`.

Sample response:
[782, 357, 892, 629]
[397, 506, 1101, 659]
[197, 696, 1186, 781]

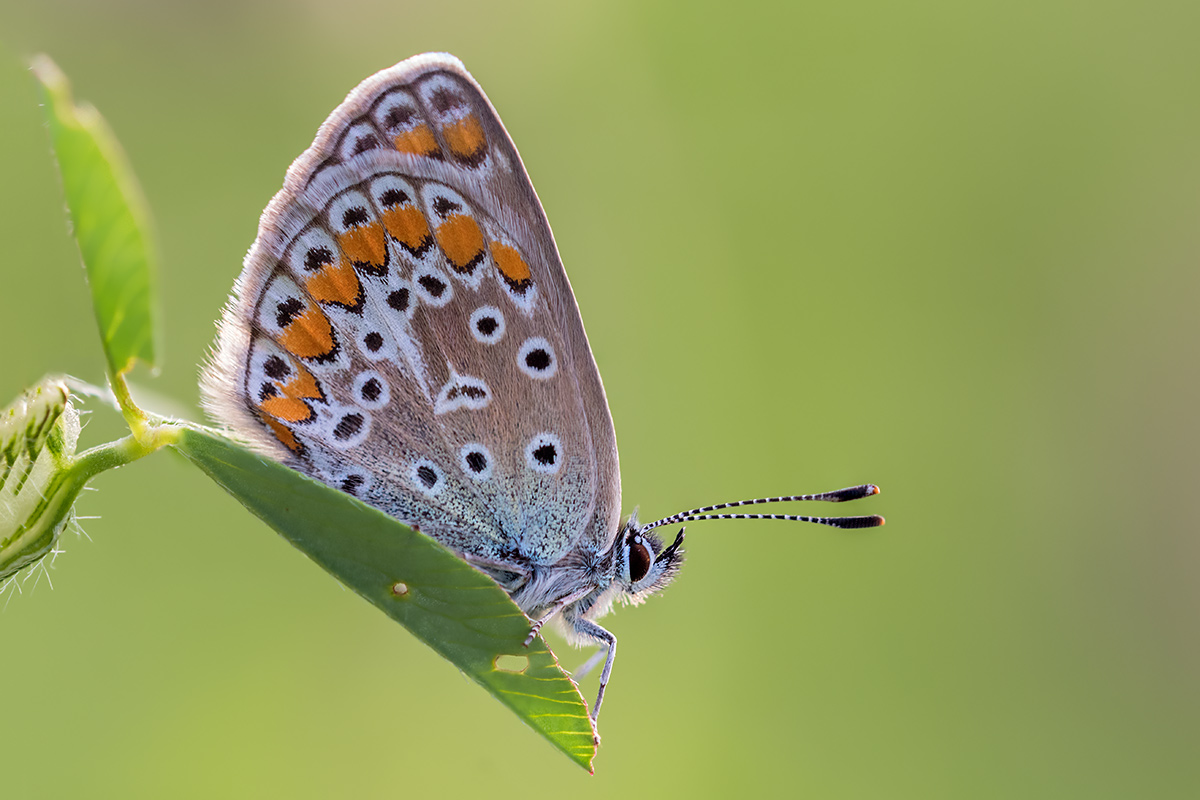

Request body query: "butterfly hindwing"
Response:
[203, 54, 621, 569]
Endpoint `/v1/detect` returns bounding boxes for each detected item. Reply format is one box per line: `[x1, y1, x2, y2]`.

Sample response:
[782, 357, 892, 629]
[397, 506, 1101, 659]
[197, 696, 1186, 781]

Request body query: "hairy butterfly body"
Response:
[203, 53, 882, 726]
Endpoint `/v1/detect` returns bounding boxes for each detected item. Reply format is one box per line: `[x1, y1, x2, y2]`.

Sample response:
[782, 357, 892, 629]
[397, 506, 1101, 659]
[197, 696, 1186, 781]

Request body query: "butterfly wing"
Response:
[203, 54, 620, 572]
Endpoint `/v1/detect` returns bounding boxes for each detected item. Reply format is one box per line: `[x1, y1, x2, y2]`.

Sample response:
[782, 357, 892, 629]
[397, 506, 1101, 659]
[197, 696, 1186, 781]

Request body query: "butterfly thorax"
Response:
[500, 513, 684, 634]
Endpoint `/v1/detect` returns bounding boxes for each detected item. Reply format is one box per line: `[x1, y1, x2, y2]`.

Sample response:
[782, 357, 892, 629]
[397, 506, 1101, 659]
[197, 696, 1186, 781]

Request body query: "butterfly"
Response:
[202, 52, 883, 725]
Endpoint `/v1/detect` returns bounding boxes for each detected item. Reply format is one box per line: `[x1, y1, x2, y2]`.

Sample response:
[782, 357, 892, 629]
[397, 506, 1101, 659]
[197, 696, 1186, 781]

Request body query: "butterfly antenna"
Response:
[638, 484, 885, 534]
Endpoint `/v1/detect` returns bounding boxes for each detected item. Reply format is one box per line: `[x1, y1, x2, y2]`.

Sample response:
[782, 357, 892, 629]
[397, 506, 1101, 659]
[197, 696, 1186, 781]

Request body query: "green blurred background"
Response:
[2, 1, 1197, 796]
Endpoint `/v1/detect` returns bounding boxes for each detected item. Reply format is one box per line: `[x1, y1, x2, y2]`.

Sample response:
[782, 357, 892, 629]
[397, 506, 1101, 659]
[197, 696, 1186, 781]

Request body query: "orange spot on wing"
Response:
[441, 115, 487, 163]
[435, 214, 485, 274]
[305, 257, 362, 308]
[259, 359, 322, 425]
[260, 394, 313, 424]
[336, 223, 388, 273]
[393, 124, 440, 157]
[278, 304, 336, 360]
[381, 204, 432, 254]
[262, 415, 302, 453]
[281, 362, 322, 400]
[491, 241, 532, 286]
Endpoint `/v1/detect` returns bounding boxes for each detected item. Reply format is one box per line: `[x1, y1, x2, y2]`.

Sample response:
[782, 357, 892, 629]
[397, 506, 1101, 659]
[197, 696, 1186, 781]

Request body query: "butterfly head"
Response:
[614, 515, 685, 604]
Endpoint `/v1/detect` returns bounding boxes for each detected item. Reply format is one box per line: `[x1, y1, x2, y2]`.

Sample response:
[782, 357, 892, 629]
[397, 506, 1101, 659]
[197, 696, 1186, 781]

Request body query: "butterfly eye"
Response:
[626, 534, 653, 583]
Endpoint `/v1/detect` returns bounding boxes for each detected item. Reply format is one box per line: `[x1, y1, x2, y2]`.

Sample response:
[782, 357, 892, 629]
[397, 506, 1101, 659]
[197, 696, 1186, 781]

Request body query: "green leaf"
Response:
[33, 55, 159, 379]
[172, 426, 597, 771]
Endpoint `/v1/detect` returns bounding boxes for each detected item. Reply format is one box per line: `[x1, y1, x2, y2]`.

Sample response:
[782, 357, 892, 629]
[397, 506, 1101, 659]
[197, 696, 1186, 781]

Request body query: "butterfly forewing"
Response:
[203, 54, 621, 574]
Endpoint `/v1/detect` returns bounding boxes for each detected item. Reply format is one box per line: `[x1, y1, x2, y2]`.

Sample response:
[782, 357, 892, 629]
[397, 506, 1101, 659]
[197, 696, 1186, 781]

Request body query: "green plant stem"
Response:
[70, 422, 180, 482]
[1, 418, 179, 582]
[108, 372, 151, 444]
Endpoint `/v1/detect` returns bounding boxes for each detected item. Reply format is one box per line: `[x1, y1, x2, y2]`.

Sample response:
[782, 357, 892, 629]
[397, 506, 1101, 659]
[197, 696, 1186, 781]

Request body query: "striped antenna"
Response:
[637, 484, 885, 534]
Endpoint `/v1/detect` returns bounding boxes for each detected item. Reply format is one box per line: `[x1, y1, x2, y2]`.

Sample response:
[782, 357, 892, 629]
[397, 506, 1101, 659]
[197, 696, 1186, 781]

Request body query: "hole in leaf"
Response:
[494, 654, 529, 673]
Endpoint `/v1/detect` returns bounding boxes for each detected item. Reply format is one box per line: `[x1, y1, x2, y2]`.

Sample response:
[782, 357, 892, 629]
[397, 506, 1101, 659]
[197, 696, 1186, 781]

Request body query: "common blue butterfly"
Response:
[202, 53, 883, 724]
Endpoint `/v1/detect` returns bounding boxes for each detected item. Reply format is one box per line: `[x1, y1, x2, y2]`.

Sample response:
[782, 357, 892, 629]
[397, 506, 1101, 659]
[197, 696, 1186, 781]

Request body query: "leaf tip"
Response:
[30, 53, 65, 90]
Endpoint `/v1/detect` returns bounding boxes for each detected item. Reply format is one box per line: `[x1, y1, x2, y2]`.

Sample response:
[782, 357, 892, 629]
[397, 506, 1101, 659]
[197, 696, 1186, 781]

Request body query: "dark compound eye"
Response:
[627, 534, 653, 583]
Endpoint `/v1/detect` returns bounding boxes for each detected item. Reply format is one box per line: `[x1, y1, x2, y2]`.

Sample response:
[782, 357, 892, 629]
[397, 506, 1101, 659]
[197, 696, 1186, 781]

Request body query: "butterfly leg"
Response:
[523, 606, 558, 647]
[570, 618, 616, 721]
[523, 587, 592, 647]
[572, 647, 606, 682]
